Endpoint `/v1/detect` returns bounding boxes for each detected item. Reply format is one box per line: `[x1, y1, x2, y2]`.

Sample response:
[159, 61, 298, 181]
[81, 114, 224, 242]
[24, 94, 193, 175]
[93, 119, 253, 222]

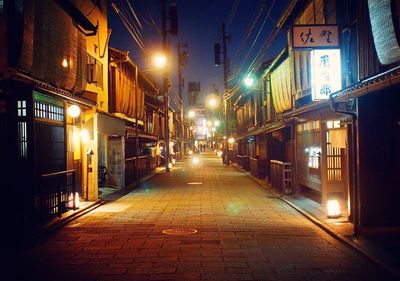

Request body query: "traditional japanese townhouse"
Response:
[108, 47, 163, 188]
[0, 0, 108, 230]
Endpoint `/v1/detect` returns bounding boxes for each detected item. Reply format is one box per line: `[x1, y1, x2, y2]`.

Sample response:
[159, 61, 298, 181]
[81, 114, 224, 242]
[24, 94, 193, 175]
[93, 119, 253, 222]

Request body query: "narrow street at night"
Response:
[10, 152, 396, 281]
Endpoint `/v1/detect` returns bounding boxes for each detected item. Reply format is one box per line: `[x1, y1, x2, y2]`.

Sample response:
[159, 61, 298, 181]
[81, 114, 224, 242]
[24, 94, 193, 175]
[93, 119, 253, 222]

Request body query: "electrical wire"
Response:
[228, 0, 276, 83]
[126, 0, 143, 29]
[111, 2, 147, 53]
[229, 0, 266, 66]
[247, 0, 298, 74]
[226, 0, 241, 29]
[118, 0, 143, 38]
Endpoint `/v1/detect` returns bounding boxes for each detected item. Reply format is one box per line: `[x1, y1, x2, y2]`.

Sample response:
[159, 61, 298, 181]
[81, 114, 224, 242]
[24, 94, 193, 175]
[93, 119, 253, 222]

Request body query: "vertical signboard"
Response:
[311, 49, 342, 100]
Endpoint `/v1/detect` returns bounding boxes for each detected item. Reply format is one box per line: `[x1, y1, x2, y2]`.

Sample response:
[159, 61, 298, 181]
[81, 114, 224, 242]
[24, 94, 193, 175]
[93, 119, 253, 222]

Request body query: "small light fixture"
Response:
[62, 58, 68, 68]
[168, 163, 173, 169]
[172, 158, 176, 164]
[188, 150, 193, 155]
[188, 110, 195, 118]
[68, 192, 80, 209]
[327, 199, 342, 218]
[67, 104, 81, 118]
[228, 137, 235, 144]
[214, 120, 220, 127]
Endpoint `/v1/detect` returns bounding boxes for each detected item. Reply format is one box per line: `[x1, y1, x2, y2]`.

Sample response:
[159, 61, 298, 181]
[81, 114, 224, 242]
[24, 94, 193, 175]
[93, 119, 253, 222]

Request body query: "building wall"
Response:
[358, 88, 400, 228]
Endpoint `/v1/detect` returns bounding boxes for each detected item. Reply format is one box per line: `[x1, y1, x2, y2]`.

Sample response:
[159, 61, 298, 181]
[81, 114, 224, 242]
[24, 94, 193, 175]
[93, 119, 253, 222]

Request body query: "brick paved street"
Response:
[11, 152, 397, 281]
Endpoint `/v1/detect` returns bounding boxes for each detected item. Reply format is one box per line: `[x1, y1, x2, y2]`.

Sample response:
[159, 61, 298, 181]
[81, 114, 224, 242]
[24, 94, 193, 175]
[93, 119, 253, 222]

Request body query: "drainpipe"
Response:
[329, 97, 360, 236]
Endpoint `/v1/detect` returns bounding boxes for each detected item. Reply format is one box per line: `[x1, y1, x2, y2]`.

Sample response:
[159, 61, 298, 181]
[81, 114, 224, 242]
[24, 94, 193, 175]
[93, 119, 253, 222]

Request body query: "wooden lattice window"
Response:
[326, 121, 343, 182]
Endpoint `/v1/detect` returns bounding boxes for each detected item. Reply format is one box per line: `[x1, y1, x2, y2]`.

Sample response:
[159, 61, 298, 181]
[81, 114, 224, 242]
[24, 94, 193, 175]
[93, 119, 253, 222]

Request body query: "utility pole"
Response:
[134, 64, 139, 186]
[221, 22, 230, 165]
[161, 0, 170, 172]
[177, 43, 188, 160]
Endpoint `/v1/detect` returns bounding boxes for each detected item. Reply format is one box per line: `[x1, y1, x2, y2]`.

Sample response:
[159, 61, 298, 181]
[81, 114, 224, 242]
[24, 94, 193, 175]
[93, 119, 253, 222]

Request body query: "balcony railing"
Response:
[39, 169, 77, 224]
[270, 160, 292, 194]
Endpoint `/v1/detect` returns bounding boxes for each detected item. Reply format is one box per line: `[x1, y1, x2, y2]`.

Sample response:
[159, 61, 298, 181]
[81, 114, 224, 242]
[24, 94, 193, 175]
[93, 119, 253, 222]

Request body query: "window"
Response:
[35, 101, 64, 122]
[17, 100, 27, 117]
[0, 0, 4, 14]
[307, 146, 321, 169]
[17, 121, 27, 159]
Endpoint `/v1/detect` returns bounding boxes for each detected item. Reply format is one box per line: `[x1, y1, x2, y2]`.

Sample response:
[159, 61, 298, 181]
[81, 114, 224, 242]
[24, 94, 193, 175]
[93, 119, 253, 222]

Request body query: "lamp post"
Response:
[161, 0, 170, 172]
[206, 96, 218, 149]
[177, 43, 188, 159]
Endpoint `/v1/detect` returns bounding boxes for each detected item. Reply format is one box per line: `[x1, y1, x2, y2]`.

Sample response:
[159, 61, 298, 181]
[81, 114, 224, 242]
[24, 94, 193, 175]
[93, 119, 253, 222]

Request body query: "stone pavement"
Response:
[9, 151, 399, 281]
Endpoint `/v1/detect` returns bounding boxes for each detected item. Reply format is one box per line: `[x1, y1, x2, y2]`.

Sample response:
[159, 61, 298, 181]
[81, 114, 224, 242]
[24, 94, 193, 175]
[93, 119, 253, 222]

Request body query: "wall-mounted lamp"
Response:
[67, 104, 81, 118]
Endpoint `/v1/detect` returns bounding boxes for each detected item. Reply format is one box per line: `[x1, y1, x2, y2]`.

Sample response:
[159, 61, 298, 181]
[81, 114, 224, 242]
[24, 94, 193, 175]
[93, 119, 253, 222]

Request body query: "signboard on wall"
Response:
[311, 49, 342, 100]
[292, 25, 339, 49]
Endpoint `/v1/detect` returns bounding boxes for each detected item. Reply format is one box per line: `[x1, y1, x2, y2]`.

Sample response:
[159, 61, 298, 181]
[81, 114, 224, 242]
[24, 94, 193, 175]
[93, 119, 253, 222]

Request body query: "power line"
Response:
[228, 0, 276, 83]
[226, 0, 241, 29]
[111, 1, 147, 54]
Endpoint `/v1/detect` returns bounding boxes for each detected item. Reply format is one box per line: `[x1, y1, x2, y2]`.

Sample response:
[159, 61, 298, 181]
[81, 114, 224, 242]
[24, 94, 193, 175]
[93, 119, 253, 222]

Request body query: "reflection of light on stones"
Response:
[227, 203, 241, 215]
[162, 228, 198, 235]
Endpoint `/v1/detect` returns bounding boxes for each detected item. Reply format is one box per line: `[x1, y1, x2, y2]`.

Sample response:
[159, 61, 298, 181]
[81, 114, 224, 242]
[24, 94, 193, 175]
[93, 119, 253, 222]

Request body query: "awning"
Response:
[97, 112, 125, 136]
[271, 56, 294, 113]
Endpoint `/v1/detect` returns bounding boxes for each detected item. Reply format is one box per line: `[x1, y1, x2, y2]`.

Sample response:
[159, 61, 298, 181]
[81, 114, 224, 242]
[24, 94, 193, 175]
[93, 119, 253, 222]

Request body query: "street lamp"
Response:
[188, 110, 195, 118]
[209, 97, 217, 108]
[154, 54, 167, 69]
[244, 77, 254, 87]
[151, 53, 170, 172]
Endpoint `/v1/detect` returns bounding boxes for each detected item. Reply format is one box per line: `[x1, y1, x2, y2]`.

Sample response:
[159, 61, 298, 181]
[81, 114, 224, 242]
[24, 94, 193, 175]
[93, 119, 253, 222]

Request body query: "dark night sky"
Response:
[108, 0, 289, 107]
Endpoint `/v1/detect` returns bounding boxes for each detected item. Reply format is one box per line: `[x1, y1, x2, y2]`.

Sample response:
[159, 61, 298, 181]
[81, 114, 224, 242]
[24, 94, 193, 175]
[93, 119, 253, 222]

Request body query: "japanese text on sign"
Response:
[292, 25, 339, 49]
[311, 49, 342, 100]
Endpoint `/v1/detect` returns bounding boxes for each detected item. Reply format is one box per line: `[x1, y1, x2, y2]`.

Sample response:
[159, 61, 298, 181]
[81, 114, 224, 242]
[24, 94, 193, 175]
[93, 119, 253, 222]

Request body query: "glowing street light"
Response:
[153, 54, 167, 69]
[188, 110, 195, 118]
[244, 75, 255, 87]
[209, 97, 217, 108]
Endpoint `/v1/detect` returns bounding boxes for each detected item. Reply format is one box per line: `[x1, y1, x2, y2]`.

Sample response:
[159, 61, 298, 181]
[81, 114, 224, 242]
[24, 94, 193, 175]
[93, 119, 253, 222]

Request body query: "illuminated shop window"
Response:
[307, 146, 321, 169]
[327, 120, 340, 129]
[34, 101, 64, 122]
